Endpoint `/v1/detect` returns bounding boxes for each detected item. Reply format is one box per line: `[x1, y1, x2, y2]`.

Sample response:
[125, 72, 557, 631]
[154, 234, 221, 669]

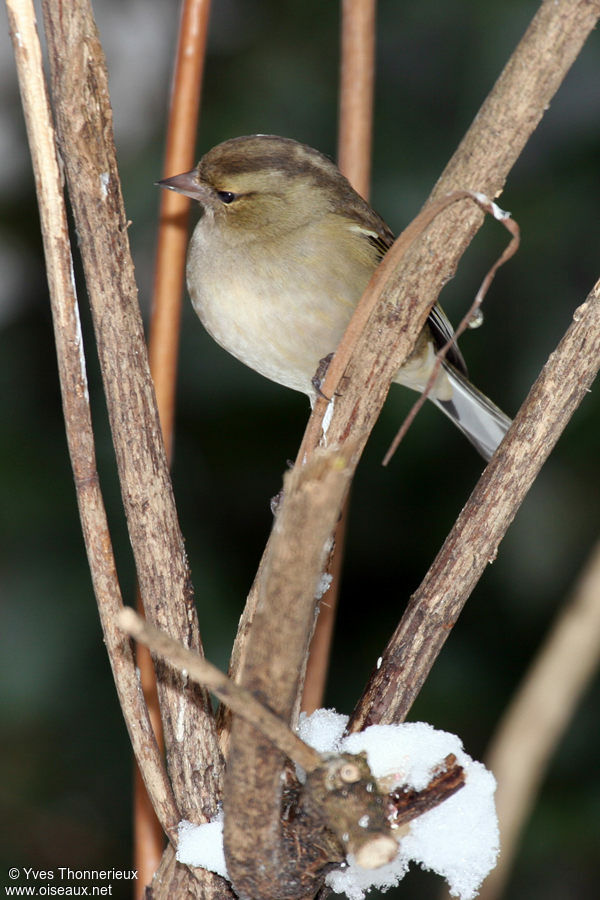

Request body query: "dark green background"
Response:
[1, 1, 599, 897]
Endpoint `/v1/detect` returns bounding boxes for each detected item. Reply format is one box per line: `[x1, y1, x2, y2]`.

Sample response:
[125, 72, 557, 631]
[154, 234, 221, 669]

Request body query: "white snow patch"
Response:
[177, 814, 228, 878]
[315, 572, 333, 600]
[322, 395, 335, 437]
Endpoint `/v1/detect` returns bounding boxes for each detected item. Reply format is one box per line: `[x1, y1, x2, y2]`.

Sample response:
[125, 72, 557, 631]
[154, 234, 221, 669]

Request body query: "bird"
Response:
[159, 134, 511, 460]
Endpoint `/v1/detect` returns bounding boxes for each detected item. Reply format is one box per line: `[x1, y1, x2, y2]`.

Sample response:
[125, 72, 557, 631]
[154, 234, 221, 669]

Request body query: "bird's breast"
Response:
[186, 221, 372, 396]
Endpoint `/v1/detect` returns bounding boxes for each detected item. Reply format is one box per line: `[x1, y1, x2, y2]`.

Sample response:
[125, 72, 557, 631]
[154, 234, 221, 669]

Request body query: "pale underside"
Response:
[187, 214, 453, 403]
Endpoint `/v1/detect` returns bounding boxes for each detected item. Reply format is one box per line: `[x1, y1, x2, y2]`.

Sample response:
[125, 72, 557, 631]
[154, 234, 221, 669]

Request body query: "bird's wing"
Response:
[427, 304, 467, 376]
[360, 218, 468, 376]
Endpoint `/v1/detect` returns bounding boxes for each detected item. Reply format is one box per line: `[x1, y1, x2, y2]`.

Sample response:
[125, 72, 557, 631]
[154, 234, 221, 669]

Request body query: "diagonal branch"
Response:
[350, 277, 600, 730]
[119, 607, 322, 774]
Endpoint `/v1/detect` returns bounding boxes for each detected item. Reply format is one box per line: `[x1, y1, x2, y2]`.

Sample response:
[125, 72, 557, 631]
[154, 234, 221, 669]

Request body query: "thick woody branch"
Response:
[350, 280, 600, 730]
[223, 448, 356, 898]
[5, 0, 179, 844]
[138, 2, 212, 887]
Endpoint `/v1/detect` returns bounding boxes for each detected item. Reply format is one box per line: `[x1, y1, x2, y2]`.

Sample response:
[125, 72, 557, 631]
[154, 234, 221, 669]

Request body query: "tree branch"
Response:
[223, 447, 357, 898]
[39, 0, 223, 825]
[5, 0, 179, 843]
[119, 607, 322, 774]
[149, 0, 212, 458]
[350, 278, 600, 730]
[337, 0, 376, 199]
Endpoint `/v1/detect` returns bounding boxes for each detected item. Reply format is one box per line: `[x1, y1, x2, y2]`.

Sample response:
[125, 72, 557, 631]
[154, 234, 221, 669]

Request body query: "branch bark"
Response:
[350, 278, 600, 730]
[39, 0, 223, 829]
[5, 0, 179, 843]
[224, 448, 356, 899]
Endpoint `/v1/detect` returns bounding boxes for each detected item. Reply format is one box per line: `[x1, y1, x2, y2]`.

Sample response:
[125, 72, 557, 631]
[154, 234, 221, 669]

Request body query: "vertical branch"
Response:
[39, 0, 224, 822]
[337, 0, 376, 198]
[300, 511, 348, 714]
[301, 0, 377, 716]
[5, 0, 179, 843]
[149, 0, 212, 457]
[223, 449, 355, 900]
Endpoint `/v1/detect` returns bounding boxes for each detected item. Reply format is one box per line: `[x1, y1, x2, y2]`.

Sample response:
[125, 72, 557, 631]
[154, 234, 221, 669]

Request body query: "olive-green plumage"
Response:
[160, 135, 510, 459]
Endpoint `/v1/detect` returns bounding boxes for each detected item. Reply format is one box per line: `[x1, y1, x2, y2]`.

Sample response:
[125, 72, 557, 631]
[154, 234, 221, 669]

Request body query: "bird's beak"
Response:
[156, 169, 207, 202]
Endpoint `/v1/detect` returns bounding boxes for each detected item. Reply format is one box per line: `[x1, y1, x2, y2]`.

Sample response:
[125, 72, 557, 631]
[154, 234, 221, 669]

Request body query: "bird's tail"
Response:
[432, 363, 511, 461]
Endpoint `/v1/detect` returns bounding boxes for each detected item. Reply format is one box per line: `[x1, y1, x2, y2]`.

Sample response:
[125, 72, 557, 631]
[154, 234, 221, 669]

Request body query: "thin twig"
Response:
[119, 608, 322, 774]
[148, 0, 212, 458]
[382, 192, 520, 465]
[300, 501, 349, 714]
[478, 536, 600, 900]
[133, 767, 165, 895]
[338, 0, 376, 199]
[6, 0, 179, 843]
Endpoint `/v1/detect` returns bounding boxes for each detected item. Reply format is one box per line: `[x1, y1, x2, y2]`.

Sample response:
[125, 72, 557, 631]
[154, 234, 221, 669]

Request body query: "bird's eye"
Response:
[217, 190, 236, 204]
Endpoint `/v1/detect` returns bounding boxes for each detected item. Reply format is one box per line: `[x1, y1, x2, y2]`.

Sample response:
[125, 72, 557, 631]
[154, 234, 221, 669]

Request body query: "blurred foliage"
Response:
[1, 1, 599, 897]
